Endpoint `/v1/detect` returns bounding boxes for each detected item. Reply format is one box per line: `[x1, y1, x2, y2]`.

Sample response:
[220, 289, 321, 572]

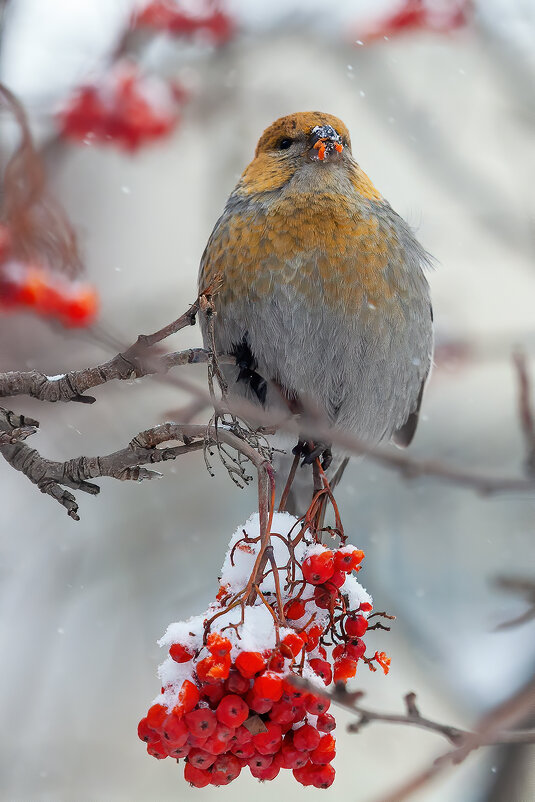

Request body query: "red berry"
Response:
[253, 672, 283, 701]
[216, 694, 249, 728]
[317, 712, 336, 732]
[161, 713, 188, 745]
[166, 742, 190, 758]
[269, 699, 295, 725]
[305, 624, 323, 652]
[169, 642, 193, 663]
[188, 747, 216, 769]
[282, 677, 308, 702]
[302, 551, 334, 584]
[309, 658, 332, 685]
[310, 763, 336, 788]
[284, 598, 306, 620]
[305, 693, 331, 716]
[206, 632, 232, 658]
[314, 584, 337, 610]
[281, 734, 310, 769]
[226, 670, 250, 695]
[346, 639, 366, 661]
[344, 614, 368, 638]
[235, 651, 266, 678]
[147, 739, 167, 759]
[211, 753, 242, 785]
[293, 724, 321, 752]
[248, 753, 274, 771]
[268, 650, 286, 672]
[196, 654, 231, 683]
[310, 733, 336, 764]
[250, 760, 280, 780]
[201, 682, 225, 707]
[360, 601, 373, 612]
[146, 703, 167, 732]
[187, 733, 208, 748]
[333, 547, 365, 572]
[185, 708, 217, 738]
[245, 691, 273, 714]
[252, 721, 282, 755]
[233, 725, 253, 745]
[333, 656, 358, 683]
[137, 717, 159, 743]
[174, 680, 200, 716]
[293, 763, 315, 786]
[281, 632, 306, 659]
[231, 739, 255, 759]
[184, 762, 211, 788]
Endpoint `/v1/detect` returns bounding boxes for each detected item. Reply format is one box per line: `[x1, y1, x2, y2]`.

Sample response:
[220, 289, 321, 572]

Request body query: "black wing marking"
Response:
[231, 335, 267, 405]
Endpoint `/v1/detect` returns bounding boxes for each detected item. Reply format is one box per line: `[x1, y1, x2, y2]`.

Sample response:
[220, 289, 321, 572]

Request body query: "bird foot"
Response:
[292, 440, 332, 471]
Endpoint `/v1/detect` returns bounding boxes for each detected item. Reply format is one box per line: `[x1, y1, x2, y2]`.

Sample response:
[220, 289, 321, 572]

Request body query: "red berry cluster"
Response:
[139, 632, 336, 788]
[133, 0, 234, 44]
[139, 512, 390, 788]
[58, 61, 183, 152]
[0, 226, 98, 327]
[361, 0, 469, 40]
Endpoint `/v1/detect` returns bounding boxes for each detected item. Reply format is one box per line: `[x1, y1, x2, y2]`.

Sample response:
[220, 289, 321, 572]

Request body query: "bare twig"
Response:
[513, 350, 535, 473]
[0, 407, 39, 444]
[495, 576, 535, 630]
[0, 421, 269, 520]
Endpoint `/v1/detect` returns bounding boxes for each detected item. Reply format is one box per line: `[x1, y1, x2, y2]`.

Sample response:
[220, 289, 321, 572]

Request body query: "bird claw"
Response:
[292, 440, 332, 470]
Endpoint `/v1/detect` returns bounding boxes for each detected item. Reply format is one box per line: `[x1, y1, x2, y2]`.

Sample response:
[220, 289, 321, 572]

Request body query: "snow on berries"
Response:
[139, 512, 390, 788]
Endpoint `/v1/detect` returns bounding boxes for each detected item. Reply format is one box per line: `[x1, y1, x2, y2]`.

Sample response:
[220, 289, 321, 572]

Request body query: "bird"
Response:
[198, 111, 433, 514]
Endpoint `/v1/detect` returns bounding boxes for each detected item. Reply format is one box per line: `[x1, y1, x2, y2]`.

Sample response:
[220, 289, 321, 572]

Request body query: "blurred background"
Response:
[1, 1, 535, 800]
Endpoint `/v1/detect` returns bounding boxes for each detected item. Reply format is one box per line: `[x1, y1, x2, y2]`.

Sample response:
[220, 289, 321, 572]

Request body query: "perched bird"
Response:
[198, 111, 433, 512]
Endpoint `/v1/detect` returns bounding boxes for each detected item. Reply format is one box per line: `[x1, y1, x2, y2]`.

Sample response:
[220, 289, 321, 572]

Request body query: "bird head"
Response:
[238, 112, 355, 195]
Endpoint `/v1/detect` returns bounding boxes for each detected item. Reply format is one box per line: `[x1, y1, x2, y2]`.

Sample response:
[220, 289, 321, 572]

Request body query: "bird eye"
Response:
[278, 138, 293, 150]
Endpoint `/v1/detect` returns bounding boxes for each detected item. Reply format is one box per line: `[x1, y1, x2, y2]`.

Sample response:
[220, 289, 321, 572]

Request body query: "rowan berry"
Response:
[314, 584, 337, 610]
[201, 682, 225, 707]
[280, 632, 305, 658]
[174, 679, 200, 716]
[169, 642, 193, 663]
[268, 650, 286, 673]
[137, 717, 159, 743]
[316, 712, 336, 733]
[327, 569, 346, 589]
[284, 598, 306, 620]
[293, 763, 315, 786]
[188, 748, 216, 769]
[304, 625, 323, 651]
[196, 654, 231, 683]
[309, 658, 332, 685]
[253, 721, 283, 755]
[185, 708, 217, 738]
[235, 651, 266, 678]
[167, 742, 190, 759]
[293, 724, 321, 752]
[146, 703, 167, 732]
[282, 677, 308, 701]
[147, 739, 167, 759]
[216, 694, 249, 727]
[231, 740, 255, 759]
[161, 713, 188, 745]
[344, 614, 368, 638]
[253, 672, 283, 701]
[310, 733, 336, 764]
[360, 601, 373, 612]
[245, 691, 273, 714]
[206, 632, 232, 658]
[269, 699, 296, 725]
[184, 762, 211, 788]
[301, 551, 334, 584]
[375, 651, 391, 675]
[248, 752, 274, 771]
[333, 547, 365, 572]
[225, 670, 250, 695]
[304, 693, 330, 716]
[333, 656, 357, 683]
[249, 760, 280, 780]
[346, 639, 366, 661]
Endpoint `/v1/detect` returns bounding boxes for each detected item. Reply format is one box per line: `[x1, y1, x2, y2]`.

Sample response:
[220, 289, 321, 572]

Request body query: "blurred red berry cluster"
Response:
[362, 0, 470, 39]
[0, 224, 98, 327]
[58, 61, 184, 152]
[139, 512, 390, 787]
[133, 0, 234, 43]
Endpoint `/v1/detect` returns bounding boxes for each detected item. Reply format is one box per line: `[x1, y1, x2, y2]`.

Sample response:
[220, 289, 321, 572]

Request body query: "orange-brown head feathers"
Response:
[238, 111, 356, 196]
[254, 112, 351, 155]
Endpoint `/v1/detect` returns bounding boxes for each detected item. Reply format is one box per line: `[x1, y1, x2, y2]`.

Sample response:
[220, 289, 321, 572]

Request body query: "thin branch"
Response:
[290, 678, 535, 748]
[513, 350, 535, 473]
[495, 576, 535, 630]
[0, 406, 39, 444]
[0, 421, 268, 520]
[368, 673, 535, 802]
